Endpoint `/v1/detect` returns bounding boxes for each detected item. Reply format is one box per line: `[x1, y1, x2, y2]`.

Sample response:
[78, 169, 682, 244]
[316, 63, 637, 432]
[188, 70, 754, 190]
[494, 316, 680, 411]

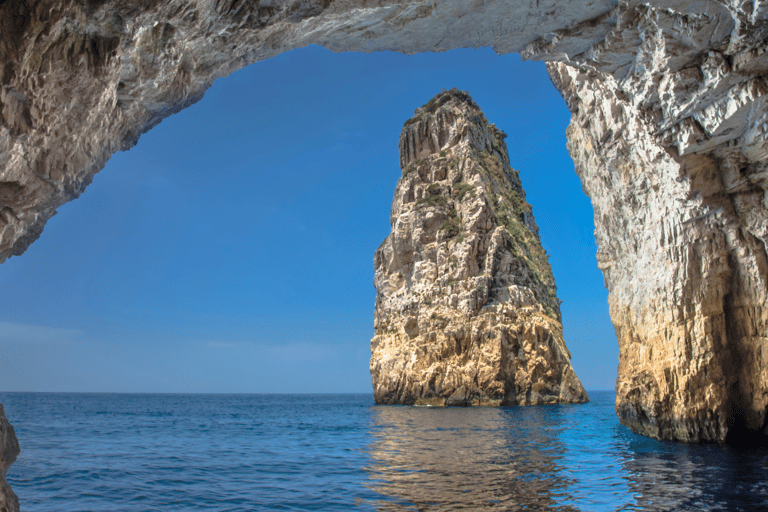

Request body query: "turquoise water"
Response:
[1, 391, 767, 511]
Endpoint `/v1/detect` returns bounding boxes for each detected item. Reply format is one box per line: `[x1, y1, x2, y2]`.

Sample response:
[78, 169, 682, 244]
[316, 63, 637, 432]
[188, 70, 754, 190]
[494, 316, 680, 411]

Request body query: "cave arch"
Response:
[2, 0, 768, 446]
[0, 45, 609, 394]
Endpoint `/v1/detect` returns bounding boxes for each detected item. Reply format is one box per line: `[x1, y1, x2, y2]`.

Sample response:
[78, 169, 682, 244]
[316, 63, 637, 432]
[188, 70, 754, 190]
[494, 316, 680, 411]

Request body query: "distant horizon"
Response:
[0, 45, 618, 394]
[0, 389, 616, 395]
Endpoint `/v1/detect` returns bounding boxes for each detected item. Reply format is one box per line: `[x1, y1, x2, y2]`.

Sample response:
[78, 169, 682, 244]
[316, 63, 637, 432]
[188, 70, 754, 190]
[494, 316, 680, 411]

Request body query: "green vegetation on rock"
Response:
[416, 183, 447, 208]
[452, 182, 475, 202]
[439, 206, 462, 238]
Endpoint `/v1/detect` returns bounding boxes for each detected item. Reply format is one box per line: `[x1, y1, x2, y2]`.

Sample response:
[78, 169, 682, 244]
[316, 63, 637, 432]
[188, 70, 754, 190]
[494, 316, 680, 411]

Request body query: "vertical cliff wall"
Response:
[541, 3, 768, 443]
[370, 89, 588, 406]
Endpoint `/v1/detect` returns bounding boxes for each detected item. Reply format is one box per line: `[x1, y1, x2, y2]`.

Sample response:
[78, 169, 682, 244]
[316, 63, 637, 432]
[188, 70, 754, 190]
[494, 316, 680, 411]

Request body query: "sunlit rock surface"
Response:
[543, 2, 768, 443]
[1, 0, 768, 444]
[370, 89, 588, 406]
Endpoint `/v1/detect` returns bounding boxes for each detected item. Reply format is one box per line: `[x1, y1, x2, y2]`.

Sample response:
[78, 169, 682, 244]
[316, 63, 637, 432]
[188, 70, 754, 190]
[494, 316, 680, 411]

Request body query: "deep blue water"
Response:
[1, 392, 767, 511]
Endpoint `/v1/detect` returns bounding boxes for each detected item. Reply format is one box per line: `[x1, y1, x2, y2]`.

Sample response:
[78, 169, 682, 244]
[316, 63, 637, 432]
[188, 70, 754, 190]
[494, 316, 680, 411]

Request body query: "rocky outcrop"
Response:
[541, 2, 768, 443]
[0, 406, 19, 512]
[370, 89, 588, 406]
[1, 0, 768, 442]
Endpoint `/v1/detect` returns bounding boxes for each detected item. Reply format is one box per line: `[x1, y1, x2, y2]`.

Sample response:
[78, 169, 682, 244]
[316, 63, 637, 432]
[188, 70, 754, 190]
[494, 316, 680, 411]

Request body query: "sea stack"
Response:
[370, 89, 588, 406]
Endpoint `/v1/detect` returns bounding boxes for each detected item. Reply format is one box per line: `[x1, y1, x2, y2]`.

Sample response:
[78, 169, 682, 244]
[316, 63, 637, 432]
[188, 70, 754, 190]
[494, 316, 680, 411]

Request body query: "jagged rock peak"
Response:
[370, 89, 588, 407]
[408, 88, 480, 121]
[399, 88, 505, 169]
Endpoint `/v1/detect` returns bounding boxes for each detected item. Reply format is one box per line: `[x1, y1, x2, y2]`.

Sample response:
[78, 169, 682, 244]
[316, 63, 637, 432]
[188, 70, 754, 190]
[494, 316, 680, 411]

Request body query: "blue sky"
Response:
[0, 45, 617, 393]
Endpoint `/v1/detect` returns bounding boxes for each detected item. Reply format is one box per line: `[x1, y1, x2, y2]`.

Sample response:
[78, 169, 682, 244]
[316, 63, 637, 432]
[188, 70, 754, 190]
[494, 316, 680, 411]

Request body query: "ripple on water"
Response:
[1, 392, 767, 511]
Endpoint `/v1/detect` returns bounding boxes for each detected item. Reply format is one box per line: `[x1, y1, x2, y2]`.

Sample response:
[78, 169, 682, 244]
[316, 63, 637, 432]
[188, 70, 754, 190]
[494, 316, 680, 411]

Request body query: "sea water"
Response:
[1, 391, 767, 511]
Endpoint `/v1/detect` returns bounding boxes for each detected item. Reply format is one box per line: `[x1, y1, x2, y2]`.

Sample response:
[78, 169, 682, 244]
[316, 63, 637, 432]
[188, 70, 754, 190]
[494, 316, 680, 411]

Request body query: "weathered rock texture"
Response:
[0, 406, 19, 512]
[370, 89, 588, 406]
[0, 0, 615, 264]
[541, 3, 768, 444]
[1, 0, 768, 444]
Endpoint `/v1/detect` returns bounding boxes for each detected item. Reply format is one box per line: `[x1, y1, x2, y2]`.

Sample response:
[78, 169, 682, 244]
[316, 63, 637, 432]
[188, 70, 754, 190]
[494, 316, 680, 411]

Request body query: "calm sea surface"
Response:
[1, 392, 767, 511]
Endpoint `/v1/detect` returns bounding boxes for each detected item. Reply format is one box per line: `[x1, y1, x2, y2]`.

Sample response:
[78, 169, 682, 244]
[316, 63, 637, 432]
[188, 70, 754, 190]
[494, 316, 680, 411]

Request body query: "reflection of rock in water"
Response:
[618, 435, 768, 511]
[363, 406, 578, 511]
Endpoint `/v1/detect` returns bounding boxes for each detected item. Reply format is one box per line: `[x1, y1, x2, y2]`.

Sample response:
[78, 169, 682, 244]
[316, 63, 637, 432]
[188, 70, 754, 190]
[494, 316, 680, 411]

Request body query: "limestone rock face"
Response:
[541, 2, 768, 443]
[370, 90, 588, 406]
[0, 406, 19, 512]
[0, 0, 613, 263]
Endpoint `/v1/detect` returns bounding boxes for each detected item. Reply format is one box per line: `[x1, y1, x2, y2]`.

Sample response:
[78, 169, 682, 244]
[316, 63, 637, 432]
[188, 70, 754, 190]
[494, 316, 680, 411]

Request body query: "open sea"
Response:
[1, 391, 767, 511]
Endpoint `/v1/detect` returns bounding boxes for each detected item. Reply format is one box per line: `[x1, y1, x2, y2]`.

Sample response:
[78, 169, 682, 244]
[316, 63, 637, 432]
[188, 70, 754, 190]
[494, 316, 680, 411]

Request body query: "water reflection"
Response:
[362, 393, 768, 511]
[548, 391, 768, 511]
[618, 433, 768, 511]
[363, 405, 578, 511]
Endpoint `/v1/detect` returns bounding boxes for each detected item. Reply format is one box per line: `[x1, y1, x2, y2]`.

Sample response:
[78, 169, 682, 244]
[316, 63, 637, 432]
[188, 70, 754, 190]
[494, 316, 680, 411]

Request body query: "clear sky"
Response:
[0, 45, 617, 393]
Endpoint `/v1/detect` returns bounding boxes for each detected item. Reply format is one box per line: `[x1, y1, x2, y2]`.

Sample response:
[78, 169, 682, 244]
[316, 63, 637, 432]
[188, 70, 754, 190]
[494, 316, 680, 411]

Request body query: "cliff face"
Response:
[370, 90, 588, 406]
[1, 0, 767, 448]
[0, 406, 19, 512]
[543, 3, 768, 443]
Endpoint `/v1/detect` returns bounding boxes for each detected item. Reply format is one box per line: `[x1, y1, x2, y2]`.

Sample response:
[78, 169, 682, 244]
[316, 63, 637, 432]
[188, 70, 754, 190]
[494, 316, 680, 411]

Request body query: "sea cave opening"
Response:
[0, 45, 616, 396]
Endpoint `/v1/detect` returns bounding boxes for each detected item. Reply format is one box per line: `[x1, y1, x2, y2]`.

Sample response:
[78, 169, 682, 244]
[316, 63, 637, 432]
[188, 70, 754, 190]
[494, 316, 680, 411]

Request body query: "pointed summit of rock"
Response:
[370, 89, 588, 406]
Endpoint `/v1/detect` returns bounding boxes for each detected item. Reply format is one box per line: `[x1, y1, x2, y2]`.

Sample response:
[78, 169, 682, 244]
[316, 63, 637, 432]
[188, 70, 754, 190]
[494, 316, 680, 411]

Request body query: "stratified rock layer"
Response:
[0, 406, 19, 512]
[370, 90, 588, 406]
[2, 0, 768, 445]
